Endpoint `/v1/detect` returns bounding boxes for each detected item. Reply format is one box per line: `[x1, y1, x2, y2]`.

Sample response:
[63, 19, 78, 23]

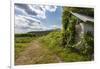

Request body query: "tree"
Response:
[61, 7, 77, 48]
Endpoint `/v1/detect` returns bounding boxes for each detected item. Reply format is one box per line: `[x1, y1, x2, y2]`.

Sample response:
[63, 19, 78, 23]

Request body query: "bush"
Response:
[15, 33, 36, 37]
[72, 32, 94, 60]
[39, 31, 92, 62]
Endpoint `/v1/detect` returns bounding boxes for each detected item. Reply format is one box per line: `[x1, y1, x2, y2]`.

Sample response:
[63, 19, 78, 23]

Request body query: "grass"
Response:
[15, 36, 62, 65]
[15, 37, 34, 43]
[15, 32, 92, 64]
[15, 36, 60, 64]
[39, 31, 91, 62]
[15, 37, 35, 59]
[15, 43, 29, 59]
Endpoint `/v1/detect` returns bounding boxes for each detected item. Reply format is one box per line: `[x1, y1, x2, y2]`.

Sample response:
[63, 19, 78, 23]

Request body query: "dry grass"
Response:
[15, 40, 62, 65]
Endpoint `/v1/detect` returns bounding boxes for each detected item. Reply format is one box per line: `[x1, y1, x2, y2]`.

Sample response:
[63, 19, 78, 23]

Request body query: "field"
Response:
[15, 33, 62, 65]
[15, 36, 35, 59]
[15, 31, 93, 65]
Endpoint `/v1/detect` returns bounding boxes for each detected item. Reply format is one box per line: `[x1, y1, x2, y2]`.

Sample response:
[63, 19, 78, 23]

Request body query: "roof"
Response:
[71, 12, 94, 22]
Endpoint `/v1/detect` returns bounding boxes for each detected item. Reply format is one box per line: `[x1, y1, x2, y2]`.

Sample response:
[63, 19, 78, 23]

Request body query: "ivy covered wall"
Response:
[61, 7, 94, 60]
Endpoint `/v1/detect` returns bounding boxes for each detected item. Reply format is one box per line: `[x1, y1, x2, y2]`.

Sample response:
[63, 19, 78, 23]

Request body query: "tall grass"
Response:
[15, 37, 34, 43]
[15, 36, 35, 59]
[39, 31, 91, 62]
[15, 43, 29, 59]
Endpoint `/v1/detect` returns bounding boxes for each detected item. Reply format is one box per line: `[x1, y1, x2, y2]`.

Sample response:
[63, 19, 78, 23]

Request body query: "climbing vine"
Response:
[61, 8, 77, 48]
[61, 7, 94, 60]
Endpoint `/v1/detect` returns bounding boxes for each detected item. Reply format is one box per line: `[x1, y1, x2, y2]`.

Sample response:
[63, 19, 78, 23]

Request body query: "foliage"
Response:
[61, 7, 94, 60]
[63, 7, 94, 17]
[61, 8, 77, 48]
[15, 37, 34, 43]
[38, 7, 94, 62]
[15, 33, 36, 37]
[15, 7, 94, 63]
[15, 43, 29, 59]
[39, 31, 91, 62]
[73, 32, 94, 56]
[15, 36, 34, 59]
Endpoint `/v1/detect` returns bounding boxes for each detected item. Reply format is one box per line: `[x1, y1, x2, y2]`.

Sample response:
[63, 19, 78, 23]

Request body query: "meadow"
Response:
[39, 31, 92, 62]
[15, 35, 35, 59]
[15, 31, 93, 65]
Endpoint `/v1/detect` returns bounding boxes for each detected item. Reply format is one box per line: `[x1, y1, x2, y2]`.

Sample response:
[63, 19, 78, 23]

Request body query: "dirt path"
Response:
[15, 40, 62, 65]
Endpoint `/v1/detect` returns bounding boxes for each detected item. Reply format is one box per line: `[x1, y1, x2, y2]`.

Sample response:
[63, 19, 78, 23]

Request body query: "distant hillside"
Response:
[28, 28, 61, 36]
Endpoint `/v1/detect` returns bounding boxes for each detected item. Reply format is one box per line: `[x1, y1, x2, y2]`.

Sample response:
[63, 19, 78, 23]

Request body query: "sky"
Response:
[15, 3, 62, 33]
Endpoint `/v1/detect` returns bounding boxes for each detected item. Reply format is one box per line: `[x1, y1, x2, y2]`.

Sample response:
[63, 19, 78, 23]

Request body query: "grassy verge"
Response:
[39, 31, 91, 62]
[15, 36, 35, 59]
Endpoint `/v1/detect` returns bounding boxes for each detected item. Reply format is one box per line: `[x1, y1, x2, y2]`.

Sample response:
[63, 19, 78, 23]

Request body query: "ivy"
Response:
[61, 7, 94, 60]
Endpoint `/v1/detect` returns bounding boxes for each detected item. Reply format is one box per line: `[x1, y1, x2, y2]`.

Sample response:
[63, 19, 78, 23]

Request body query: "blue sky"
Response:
[15, 4, 62, 33]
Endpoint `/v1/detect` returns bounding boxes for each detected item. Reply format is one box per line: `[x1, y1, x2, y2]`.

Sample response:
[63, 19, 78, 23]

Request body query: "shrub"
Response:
[15, 33, 36, 37]
[72, 32, 94, 60]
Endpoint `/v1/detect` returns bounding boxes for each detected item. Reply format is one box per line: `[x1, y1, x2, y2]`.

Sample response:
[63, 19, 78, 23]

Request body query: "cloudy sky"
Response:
[15, 3, 62, 33]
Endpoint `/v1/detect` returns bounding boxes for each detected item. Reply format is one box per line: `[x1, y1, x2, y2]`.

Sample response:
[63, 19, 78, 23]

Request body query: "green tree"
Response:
[61, 7, 77, 48]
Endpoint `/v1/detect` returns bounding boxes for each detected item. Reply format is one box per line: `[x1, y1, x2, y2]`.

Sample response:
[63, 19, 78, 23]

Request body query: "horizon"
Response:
[15, 27, 62, 34]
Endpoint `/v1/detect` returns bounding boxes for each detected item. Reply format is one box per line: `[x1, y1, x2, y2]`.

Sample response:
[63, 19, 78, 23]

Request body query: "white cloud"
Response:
[15, 4, 58, 33]
[29, 22, 51, 31]
[27, 5, 57, 19]
[52, 25, 59, 29]
[45, 5, 57, 12]
[15, 15, 41, 33]
[15, 6, 27, 15]
[15, 4, 57, 19]
[15, 16, 29, 28]
[18, 15, 40, 23]
[28, 5, 47, 19]
[15, 15, 50, 33]
[15, 15, 29, 33]
[50, 24, 62, 30]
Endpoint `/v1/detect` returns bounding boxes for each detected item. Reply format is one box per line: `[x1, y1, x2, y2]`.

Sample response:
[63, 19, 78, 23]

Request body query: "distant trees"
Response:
[15, 33, 36, 37]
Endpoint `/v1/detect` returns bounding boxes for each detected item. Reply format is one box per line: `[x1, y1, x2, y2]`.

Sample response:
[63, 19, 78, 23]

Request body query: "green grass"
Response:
[15, 36, 35, 59]
[15, 43, 29, 59]
[15, 32, 92, 64]
[39, 31, 92, 62]
[15, 35, 61, 65]
[15, 37, 34, 43]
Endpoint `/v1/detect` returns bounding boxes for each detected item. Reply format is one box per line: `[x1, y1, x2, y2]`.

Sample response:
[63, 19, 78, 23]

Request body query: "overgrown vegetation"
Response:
[15, 7, 94, 64]
[39, 31, 92, 62]
[61, 9, 77, 48]
[15, 33, 36, 37]
[61, 7, 94, 60]
[15, 36, 35, 59]
[73, 32, 94, 56]
[39, 7, 94, 61]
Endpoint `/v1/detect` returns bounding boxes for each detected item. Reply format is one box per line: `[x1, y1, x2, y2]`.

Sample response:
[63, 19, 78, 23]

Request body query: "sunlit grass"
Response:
[15, 43, 29, 59]
[15, 37, 34, 43]
[39, 31, 92, 62]
[15, 37, 34, 59]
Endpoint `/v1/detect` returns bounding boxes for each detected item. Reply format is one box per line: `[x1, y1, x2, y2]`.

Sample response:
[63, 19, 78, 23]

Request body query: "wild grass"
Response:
[15, 32, 92, 64]
[15, 37, 34, 43]
[15, 43, 29, 59]
[15, 36, 34, 59]
[39, 31, 91, 62]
